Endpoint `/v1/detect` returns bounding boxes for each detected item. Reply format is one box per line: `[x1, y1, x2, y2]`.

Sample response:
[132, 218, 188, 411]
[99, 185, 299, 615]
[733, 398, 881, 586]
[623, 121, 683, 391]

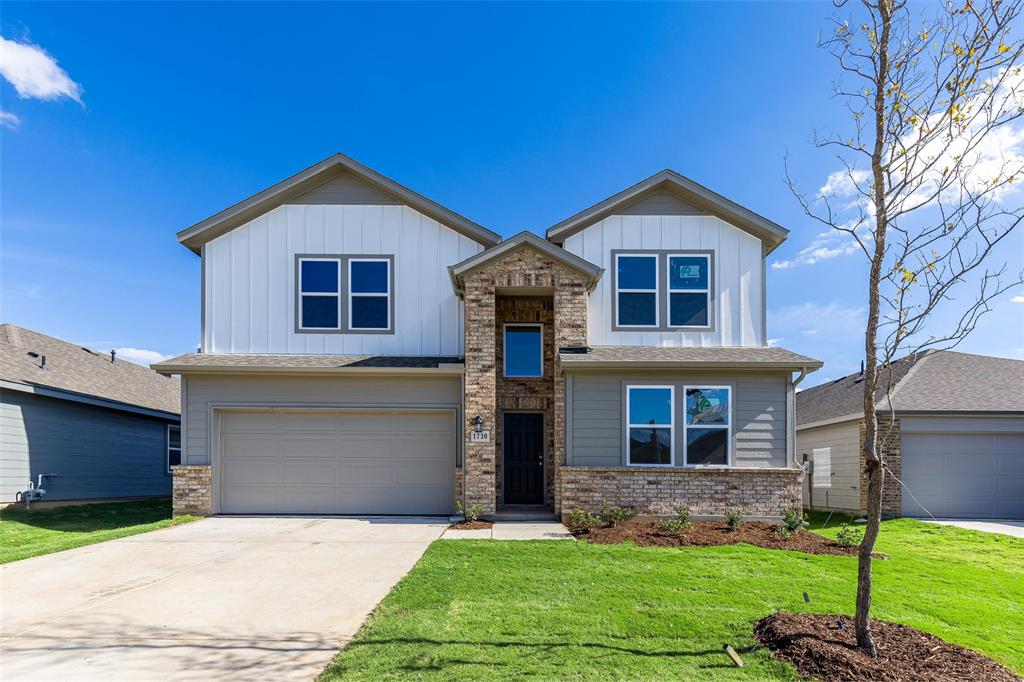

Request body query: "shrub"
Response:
[836, 523, 863, 547]
[725, 510, 743, 530]
[568, 508, 602, 533]
[658, 518, 685, 534]
[782, 507, 808, 533]
[775, 525, 792, 540]
[674, 506, 692, 526]
[455, 500, 483, 522]
[599, 502, 634, 527]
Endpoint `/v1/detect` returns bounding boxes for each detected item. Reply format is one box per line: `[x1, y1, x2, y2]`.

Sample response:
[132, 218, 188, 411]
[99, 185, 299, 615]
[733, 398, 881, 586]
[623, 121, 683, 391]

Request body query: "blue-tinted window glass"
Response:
[686, 428, 728, 465]
[669, 256, 708, 290]
[351, 296, 388, 329]
[618, 292, 657, 326]
[670, 293, 708, 327]
[302, 296, 339, 328]
[628, 387, 672, 425]
[351, 260, 389, 293]
[301, 260, 339, 293]
[617, 256, 656, 290]
[504, 326, 542, 377]
[629, 428, 672, 465]
[686, 388, 730, 425]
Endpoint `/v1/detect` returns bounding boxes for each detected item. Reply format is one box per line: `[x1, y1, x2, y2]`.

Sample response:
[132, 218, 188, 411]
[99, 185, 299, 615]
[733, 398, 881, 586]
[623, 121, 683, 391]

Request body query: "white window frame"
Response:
[503, 323, 544, 378]
[348, 257, 391, 331]
[682, 384, 732, 467]
[615, 253, 659, 328]
[298, 257, 342, 331]
[166, 424, 182, 474]
[625, 385, 675, 467]
[666, 253, 711, 330]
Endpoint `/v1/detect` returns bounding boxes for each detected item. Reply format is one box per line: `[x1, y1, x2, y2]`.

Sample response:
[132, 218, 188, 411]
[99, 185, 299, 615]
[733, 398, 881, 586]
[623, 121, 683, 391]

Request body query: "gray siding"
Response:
[617, 189, 702, 215]
[795, 420, 861, 511]
[568, 370, 789, 468]
[183, 373, 462, 465]
[0, 390, 175, 502]
[286, 172, 400, 205]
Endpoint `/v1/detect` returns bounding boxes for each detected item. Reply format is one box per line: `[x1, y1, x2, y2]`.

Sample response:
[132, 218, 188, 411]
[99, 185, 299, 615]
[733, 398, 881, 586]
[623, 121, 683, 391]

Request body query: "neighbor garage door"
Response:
[902, 430, 1024, 519]
[218, 409, 455, 515]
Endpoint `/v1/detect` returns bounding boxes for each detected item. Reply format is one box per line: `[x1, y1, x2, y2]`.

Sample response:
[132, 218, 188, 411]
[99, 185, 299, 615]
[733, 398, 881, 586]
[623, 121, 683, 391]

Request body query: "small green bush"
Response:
[568, 508, 602, 533]
[455, 501, 484, 523]
[658, 518, 685, 534]
[599, 502, 634, 527]
[775, 525, 792, 540]
[725, 510, 743, 530]
[782, 507, 808, 533]
[836, 523, 863, 547]
[674, 506, 692, 525]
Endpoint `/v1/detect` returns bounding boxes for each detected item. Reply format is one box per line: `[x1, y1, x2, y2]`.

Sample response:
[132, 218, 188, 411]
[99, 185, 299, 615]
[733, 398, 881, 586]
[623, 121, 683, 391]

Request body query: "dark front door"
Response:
[503, 413, 544, 505]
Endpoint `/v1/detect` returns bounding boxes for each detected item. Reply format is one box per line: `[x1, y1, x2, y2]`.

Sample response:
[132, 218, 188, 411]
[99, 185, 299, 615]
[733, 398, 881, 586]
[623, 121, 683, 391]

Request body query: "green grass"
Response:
[0, 499, 196, 563]
[320, 517, 1024, 680]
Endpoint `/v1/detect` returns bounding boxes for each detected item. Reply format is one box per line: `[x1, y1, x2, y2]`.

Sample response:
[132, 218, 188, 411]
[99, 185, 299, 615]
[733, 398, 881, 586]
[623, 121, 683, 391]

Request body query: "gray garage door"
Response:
[219, 409, 454, 515]
[902, 432, 1024, 519]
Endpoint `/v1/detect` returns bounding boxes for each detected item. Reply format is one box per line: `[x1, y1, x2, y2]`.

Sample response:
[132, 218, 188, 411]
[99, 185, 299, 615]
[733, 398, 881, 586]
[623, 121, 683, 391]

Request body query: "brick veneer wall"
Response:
[559, 466, 804, 520]
[859, 417, 902, 515]
[172, 465, 212, 517]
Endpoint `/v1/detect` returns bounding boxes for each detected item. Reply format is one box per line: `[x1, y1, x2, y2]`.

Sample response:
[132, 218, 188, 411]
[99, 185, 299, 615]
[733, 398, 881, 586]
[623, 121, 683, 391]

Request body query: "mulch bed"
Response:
[449, 519, 493, 530]
[755, 612, 1022, 681]
[569, 518, 879, 557]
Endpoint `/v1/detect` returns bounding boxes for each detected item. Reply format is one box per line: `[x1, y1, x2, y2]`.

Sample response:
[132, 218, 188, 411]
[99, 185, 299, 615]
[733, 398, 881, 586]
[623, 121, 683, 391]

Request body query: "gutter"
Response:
[151, 364, 466, 377]
[559, 360, 824, 372]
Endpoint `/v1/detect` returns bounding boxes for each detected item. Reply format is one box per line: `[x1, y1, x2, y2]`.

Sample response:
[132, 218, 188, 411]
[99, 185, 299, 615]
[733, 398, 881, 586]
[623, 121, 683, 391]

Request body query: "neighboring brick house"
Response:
[154, 153, 822, 520]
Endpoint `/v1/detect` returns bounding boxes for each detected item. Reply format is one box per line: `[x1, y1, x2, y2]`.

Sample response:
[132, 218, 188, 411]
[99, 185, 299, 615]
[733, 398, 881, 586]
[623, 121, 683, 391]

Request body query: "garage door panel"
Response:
[276, 412, 339, 432]
[335, 462, 398, 486]
[277, 437, 338, 458]
[222, 459, 278, 485]
[223, 436, 278, 458]
[399, 437, 450, 460]
[221, 485, 278, 513]
[279, 461, 338, 485]
[332, 437, 398, 460]
[338, 413, 398, 432]
[399, 412, 452, 433]
[399, 460, 451, 486]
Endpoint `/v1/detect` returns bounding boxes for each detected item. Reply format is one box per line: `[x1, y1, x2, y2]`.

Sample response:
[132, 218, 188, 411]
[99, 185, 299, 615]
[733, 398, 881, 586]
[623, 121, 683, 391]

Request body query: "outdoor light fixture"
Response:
[473, 415, 484, 433]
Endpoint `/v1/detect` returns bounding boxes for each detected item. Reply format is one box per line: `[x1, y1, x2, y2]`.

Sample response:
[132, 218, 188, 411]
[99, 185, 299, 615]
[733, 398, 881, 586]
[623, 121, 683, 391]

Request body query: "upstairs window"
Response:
[504, 324, 543, 378]
[167, 425, 181, 473]
[668, 254, 710, 328]
[615, 254, 658, 327]
[349, 258, 391, 331]
[626, 385, 673, 466]
[299, 258, 341, 330]
[684, 386, 730, 466]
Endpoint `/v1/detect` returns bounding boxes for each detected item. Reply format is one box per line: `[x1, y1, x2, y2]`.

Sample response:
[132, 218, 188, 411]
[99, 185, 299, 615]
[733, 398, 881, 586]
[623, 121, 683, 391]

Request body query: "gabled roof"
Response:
[796, 350, 1024, 427]
[559, 345, 822, 371]
[177, 153, 501, 254]
[545, 169, 790, 253]
[0, 323, 180, 416]
[448, 230, 604, 295]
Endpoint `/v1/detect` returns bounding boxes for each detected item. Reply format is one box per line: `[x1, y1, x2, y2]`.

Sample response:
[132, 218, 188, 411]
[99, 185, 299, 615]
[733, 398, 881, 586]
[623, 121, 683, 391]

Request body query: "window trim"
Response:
[166, 424, 182, 474]
[348, 257, 393, 332]
[294, 254, 395, 334]
[297, 257, 342, 331]
[682, 384, 732, 468]
[625, 384, 675, 467]
[614, 253, 659, 328]
[609, 249, 716, 333]
[502, 323, 544, 378]
[666, 252, 712, 331]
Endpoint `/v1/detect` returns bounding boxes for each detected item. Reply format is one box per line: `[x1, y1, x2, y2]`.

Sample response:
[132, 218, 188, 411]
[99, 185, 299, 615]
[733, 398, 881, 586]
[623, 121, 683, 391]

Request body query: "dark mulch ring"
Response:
[755, 612, 1022, 682]
[570, 518, 882, 557]
[449, 519, 493, 530]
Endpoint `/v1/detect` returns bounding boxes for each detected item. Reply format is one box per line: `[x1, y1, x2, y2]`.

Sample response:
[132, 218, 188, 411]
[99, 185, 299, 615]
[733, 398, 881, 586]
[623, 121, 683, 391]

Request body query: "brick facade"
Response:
[859, 417, 902, 516]
[171, 465, 212, 517]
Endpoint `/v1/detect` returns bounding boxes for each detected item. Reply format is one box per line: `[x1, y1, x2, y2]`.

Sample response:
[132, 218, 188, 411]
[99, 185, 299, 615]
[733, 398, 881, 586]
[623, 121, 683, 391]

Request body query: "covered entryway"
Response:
[218, 409, 455, 515]
[902, 430, 1024, 519]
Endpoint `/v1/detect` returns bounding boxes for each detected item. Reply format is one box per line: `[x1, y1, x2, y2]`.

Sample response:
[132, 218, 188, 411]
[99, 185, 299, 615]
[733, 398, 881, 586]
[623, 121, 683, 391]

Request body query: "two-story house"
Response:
[155, 153, 822, 521]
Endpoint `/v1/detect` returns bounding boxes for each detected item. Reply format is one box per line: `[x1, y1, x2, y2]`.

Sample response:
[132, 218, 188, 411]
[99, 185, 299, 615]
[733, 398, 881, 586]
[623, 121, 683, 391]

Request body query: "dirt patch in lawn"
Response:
[570, 518, 879, 557]
[449, 519, 493, 530]
[755, 612, 1022, 682]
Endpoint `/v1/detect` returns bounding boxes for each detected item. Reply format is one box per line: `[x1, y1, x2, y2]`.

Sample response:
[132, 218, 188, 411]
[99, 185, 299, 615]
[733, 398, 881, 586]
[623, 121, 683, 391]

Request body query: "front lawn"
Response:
[320, 517, 1024, 680]
[0, 499, 195, 563]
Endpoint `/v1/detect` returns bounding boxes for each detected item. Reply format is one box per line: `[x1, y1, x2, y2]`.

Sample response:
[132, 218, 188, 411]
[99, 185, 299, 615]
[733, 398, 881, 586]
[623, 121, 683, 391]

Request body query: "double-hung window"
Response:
[684, 386, 731, 466]
[615, 254, 659, 327]
[667, 254, 710, 328]
[349, 258, 391, 331]
[626, 385, 674, 466]
[299, 258, 342, 330]
[167, 425, 181, 473]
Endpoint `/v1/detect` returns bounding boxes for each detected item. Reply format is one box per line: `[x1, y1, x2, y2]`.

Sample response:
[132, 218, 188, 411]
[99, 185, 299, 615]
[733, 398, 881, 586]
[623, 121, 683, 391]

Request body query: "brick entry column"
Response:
[552, 280, 588, 516]
[463, 270, 498, 514]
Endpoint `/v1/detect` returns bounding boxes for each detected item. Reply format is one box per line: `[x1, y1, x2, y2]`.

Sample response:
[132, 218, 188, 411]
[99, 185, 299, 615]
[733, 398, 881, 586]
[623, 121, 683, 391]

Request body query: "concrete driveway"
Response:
[0, 516, 448, 681]
[922, 518, 1024, 539]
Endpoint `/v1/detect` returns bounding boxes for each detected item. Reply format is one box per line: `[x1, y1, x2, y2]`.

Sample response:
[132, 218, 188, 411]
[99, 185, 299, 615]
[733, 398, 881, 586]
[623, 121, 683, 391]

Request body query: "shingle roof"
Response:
[796, 350, 1024, 426]
[153, 353, 464, 373]
[0, 324, 180, 415]
[558, 345, 822, 369]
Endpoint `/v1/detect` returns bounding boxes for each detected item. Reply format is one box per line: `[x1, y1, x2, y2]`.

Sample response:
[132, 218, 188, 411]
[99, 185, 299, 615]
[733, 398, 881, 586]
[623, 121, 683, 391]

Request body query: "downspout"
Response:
[788, 367, 811, 469]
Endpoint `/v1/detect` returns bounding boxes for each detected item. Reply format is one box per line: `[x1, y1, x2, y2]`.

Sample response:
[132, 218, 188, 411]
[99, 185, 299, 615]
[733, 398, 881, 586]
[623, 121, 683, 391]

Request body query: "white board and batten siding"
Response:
[562, 214, 765, 347]
[203, 204, 483, 355]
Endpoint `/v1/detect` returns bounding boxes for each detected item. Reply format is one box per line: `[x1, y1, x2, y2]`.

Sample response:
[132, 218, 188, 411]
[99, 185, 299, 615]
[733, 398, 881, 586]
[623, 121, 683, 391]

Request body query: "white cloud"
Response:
[771, 227, 865, 270]
[1011, 295, 1024, 304]
[766, 337, 783, 347]
[0, 35, 82, 103]
[114, 347, 169, 367]
[0, 108, 19, 128]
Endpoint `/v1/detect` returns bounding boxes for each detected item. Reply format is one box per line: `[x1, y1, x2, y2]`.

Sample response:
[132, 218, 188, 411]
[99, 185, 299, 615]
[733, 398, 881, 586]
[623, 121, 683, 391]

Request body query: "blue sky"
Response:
[2, 2, 1021, 385]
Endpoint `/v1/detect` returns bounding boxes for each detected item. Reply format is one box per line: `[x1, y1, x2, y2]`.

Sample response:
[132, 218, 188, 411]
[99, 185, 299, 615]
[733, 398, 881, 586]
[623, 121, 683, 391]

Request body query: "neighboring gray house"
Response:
[796, 350, 1024, 519]
[154, 153, 822, 521]
[0, 324, 181, 503]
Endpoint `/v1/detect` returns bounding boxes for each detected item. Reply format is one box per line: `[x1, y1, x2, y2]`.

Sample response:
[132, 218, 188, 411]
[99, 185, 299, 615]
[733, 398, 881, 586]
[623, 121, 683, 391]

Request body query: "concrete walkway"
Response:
[0, 516, 448, 681]
[442, 520, 573, 540]
[922, 518, 1024, 539]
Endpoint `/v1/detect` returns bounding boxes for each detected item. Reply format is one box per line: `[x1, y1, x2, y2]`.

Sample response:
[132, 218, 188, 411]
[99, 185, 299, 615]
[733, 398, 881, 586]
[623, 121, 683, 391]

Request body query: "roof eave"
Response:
[560, 359, 823, 372]
[152, 363, 466, 377]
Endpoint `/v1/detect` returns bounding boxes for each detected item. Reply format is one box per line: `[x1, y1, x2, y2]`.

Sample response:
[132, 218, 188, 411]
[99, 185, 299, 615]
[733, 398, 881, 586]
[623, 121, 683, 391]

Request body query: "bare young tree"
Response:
[789, 0, 1024, 656]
